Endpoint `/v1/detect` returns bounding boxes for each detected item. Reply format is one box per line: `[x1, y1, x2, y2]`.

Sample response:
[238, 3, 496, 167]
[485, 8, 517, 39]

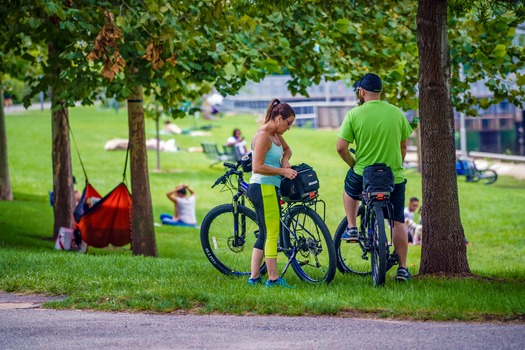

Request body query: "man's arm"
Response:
[336, 137, 355, 168]
[400, 139, 407, 162]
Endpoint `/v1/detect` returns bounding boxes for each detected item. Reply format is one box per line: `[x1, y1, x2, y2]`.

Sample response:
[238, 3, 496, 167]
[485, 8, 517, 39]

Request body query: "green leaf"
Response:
[479, 97, 490, 109]
[492, 44, 506, 58]
[516, 73, 525, 87]
[334, 19, 349, 33]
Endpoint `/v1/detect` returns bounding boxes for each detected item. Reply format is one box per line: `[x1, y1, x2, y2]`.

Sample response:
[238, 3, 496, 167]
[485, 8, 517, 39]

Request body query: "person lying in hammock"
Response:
[160, 184, 197, 227]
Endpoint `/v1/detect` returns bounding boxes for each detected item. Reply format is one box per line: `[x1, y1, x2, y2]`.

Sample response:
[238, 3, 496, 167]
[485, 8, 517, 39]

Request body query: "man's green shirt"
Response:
[338, 100, 413, 184]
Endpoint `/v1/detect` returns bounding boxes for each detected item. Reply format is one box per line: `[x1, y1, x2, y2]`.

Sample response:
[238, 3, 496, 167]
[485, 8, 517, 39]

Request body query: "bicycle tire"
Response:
[334, 208, 371, 275]
[200, 204, 265, 276]
[282, 206, 336, 284]
[479, 169, 497, 185]
[371, 205, 387, 287]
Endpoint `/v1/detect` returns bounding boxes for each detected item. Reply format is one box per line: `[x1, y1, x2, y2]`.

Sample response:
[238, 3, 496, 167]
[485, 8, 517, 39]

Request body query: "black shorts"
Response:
[344, 167, 406, 223]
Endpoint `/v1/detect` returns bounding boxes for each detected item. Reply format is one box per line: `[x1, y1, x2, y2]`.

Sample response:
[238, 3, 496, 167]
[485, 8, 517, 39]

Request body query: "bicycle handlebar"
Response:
[211, 162, 244, 188]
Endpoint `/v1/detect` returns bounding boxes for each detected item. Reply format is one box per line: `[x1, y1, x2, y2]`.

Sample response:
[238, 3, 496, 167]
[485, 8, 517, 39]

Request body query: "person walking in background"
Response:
[336, 73, 413, 282]
[161, 184, 197, 227]
[247, 99, 297, 288]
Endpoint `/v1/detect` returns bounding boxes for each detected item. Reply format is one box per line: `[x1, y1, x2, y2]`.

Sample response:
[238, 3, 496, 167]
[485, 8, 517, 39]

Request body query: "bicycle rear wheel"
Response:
[282, 206, 336, 284]
[371, 205, 387, 287]
[200, 204, 265, 276]
[334, 207, 371, 275]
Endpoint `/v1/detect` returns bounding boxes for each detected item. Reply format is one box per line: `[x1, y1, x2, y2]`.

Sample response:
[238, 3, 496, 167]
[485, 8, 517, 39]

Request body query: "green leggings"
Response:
[247, 183, 281, 259]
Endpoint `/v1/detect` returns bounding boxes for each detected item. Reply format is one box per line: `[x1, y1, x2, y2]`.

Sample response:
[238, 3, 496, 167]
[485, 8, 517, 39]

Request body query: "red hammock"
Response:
[69, 119, 132, 249]
[74, 182, 132, 248]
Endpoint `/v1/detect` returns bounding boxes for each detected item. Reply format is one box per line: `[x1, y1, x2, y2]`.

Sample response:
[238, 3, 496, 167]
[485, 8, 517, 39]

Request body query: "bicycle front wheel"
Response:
[334, 210, 371, 275]
[479, 169, 497, 185]
[200, 204, 265, 276]
[371, 205, 387, 287]
[282, 206, 336, 284]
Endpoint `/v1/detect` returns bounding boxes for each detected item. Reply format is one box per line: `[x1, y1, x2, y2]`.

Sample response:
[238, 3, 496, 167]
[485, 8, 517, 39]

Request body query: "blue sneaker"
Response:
[265, 277, 294, 288]
[396, 267, 411, 282]
[341, 227, 359, 242]
[247, 276, 263, 286]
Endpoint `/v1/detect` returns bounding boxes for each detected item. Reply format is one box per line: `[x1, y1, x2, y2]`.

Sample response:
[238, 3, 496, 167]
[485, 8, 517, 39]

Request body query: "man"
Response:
[336, 73, 413, 281]
[404, 197, 423, 245]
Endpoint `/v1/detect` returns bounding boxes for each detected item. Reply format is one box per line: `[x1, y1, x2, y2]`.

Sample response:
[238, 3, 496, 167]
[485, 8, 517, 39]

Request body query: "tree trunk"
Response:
[128, 86, 157, 256]
[417, 0, 471, 275]
[0, 86, 13, 201]
[51, 102, 75, 239]
[49, 40, 75, 240]
[0, 85, 13, 201]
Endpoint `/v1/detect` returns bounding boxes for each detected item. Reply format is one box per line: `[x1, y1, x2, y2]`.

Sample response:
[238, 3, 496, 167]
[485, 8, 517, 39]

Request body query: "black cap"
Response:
[353, 73, 382, 93]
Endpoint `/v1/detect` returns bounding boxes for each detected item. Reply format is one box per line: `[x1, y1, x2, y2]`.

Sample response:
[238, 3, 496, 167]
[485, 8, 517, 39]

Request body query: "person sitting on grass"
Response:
[160, 184, 197, 227]
[404, 197, 423, 245]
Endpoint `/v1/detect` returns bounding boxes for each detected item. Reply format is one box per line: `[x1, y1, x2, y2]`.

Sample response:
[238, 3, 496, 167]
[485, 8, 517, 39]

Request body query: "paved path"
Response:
[1, 292, 524, 349]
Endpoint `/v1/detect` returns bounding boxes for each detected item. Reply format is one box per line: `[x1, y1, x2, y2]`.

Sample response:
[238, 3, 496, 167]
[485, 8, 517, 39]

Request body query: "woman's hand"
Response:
[282, 167, 298, 179]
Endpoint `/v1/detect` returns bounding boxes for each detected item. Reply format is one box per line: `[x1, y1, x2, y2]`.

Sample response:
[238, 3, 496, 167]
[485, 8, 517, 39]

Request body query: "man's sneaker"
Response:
[265, 277, 294, 288]
[396, 267, 411, 282]
[341, 227, 359, 242]
[386, 252, 399, 271]
[247, 276, 263, 286]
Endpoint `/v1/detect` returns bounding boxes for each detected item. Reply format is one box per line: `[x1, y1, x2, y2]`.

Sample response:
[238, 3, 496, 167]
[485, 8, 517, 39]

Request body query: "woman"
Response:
[247, 99, 297, 288]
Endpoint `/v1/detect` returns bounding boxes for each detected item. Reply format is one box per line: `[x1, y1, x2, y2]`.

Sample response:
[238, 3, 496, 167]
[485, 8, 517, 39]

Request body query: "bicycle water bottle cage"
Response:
[362, 163, 394, 194]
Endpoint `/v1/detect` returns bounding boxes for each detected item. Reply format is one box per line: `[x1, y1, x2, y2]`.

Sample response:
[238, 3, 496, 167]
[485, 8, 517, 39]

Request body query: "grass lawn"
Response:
[1, 105, 524, 321]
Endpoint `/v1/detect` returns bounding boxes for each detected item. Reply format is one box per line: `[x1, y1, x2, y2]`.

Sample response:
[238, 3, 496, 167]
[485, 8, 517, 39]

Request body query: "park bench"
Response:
[201, 142, 237, 167]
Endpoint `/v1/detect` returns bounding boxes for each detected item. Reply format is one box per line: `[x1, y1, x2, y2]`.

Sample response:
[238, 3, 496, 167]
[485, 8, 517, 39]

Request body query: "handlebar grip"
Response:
[212, 174, 227, 188]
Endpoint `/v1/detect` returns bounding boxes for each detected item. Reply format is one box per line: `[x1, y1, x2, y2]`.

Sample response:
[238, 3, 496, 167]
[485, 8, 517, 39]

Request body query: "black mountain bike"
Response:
[333, 181, 398, 287]
[200, 160, 336, 284]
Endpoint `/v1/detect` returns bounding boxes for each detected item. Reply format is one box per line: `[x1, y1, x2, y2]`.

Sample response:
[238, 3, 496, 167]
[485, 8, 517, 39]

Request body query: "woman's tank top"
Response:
[250, 141, 283, 187]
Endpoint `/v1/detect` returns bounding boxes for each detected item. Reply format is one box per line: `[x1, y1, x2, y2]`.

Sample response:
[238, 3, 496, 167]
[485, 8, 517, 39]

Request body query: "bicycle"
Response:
[200, 159, 336, 284]
[333, 164, 398, 287]
[455, 158, 497, 185]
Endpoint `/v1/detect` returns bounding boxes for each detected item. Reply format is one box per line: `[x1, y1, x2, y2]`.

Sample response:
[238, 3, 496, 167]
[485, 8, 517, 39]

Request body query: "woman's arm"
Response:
[278, 134, 292, 169]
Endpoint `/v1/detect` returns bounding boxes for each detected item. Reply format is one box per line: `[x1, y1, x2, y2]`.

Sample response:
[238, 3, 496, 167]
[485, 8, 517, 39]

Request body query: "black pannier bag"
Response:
[362, 163, 395, 193]
[280, 163, 320, 202]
